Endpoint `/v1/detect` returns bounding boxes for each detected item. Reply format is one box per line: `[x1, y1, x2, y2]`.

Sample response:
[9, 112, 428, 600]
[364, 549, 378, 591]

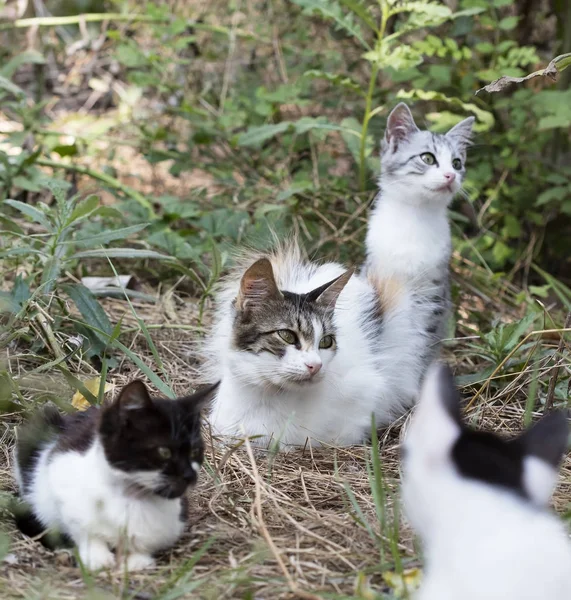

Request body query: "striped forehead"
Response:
[400, 131, 457, 156]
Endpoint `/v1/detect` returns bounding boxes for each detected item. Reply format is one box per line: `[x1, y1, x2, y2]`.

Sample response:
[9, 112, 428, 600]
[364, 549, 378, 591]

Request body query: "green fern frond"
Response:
[290, 0, 371, 49]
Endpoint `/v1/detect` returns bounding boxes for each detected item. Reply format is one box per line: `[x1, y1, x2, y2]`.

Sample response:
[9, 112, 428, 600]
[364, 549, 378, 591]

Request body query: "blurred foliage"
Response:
[0, 0, 570, 384]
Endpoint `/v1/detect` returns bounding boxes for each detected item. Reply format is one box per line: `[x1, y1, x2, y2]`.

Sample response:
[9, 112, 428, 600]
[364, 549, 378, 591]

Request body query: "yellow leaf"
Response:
[383, 568, 423, 598]
[71, 377, 113, 411]
[354, 572, 378, 599]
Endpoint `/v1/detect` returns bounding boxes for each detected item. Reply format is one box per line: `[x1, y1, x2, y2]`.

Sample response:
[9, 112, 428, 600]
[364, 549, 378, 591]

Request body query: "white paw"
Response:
[124, 553, 155, 571]
[80, 543, 115, 571]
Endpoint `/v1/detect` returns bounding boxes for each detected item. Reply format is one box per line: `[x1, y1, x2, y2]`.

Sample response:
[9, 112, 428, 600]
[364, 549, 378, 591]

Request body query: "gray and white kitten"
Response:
[366, 103, 474, 387]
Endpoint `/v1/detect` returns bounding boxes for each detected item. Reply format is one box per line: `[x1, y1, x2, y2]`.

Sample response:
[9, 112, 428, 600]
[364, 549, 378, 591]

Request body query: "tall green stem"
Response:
[358, 4, 389, 191]
[358, 64, 379, 191]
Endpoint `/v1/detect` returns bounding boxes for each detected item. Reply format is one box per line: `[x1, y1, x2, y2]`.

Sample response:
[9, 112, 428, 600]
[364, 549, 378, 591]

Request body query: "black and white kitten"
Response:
[13, 380, 218, 571]
[402, 363, 571, 600]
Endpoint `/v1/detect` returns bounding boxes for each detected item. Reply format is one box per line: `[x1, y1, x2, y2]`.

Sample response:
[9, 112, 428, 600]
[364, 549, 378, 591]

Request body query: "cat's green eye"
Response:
[319, 335, 335, 349]
[420, 152, 436, 165]
[277, 329, 297, 344]
[158, 447, 172, 460]
[452, 158, 462, 170]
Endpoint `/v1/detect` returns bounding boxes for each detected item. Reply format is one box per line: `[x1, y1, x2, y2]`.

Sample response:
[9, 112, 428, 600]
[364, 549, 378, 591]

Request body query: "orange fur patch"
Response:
[368, 274, 404, 313]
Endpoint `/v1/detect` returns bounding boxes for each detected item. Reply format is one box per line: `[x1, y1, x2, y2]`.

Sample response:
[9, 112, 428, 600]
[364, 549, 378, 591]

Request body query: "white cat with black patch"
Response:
[403, 363, 571, 600]
[13, 380, 218, 571]
[206, 103, 474, 447]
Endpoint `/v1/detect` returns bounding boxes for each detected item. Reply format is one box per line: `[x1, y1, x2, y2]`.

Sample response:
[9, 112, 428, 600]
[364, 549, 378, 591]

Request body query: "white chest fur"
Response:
[366, 195, 451, 283]
[408, 477, 571, 600]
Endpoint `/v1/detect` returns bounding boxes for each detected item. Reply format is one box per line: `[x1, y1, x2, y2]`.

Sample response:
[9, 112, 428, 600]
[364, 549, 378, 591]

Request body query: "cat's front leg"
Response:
[123, 552, 155, 571]
[77, 537, 115, 570]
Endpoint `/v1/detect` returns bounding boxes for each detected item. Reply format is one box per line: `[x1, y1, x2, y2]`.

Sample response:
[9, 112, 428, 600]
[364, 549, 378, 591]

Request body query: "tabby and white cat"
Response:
[403, 363, 571, 600]
[205, 104, 474, 447]
[13, 380, 218, 571]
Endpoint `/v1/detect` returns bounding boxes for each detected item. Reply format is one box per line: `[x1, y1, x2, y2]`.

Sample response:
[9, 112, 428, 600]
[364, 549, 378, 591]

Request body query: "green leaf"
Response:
[452, 7, 487, 17]
[538, 115, 571, 130]
[0, 50, 45, 79]
[68, 195, 99, 225]
[0, 75, 25, 97]
[0, 532, 10, 562]
[276, 182, 313, 202]
[389, 1, 451, 19]
[12, 275, 31, 307]
[536, 187, 568, 206]
[364, 43, 423, 70]
[340, 116, 371, 167]
[115, 44, 147, 68]
[303, 69, 364, 96]
[3, 199, 53, 231]
[62, 284, 113, 344]
[73, 224, 149, 248]
[237, 122, 291, 147]
[499, 16, 519, 30]
[290, 0, 370, 49]
[396, 89, 495, 130]
[338, 0, 377, 31]
[41, 255, 65, 295]
[502, 313, 537, 352]
[72, 248, 173, 260]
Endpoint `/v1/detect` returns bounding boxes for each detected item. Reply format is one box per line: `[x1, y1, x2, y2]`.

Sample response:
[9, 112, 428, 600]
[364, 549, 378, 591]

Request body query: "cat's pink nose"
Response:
[305, 360, 322, 376]
[443, 172, 456, 182]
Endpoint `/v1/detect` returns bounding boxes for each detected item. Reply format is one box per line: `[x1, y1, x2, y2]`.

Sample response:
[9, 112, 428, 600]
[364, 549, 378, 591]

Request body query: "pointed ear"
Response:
[308, 269, 354, 309]
[116, 380, 154, 412]
[181, 381, 220, 413]
[520, 411, 569, 468]
[446, 116, 475, 151]
[236, 258, 282, 311]
[384, 103, 419, 152]
[519, 411, 569, 505]
[405, 363, 462, 460]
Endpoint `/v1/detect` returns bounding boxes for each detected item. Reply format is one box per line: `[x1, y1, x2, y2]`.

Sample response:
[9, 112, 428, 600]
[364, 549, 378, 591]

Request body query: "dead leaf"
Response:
[476, 52, 571, 94]
[71, 377, 113, 411]
[383, 568, 423, 598]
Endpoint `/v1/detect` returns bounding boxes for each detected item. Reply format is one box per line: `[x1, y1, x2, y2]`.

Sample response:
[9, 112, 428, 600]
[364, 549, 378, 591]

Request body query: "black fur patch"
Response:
[452, 431, 527, 499]
[437, 365, 569, 499]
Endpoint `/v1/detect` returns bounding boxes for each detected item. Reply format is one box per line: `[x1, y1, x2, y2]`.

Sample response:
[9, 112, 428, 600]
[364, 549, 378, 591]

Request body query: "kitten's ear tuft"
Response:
[310, 269, 354, 309]
[237, 258, 282, 311]
[520, 411, 569, 505]
[434, 363, 463, 425]
[182, 381, 220, 412]
[384, 103, 419, 151]
[116, 380, 154, 411]
[446, 116, 475, 151]
[520, 410, 569, 468]
[405, 362, 462, 461]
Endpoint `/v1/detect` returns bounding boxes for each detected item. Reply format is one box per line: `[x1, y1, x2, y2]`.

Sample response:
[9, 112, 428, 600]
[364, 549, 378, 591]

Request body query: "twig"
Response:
[466, 327, 571, 409]
[243, 437, 323, 600]
[545, 311, 571, 413]
[35, 158, 154, 216]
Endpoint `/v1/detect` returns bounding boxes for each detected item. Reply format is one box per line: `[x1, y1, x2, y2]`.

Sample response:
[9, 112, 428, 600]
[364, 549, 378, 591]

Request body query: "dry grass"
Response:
[1, 257, 570, 600]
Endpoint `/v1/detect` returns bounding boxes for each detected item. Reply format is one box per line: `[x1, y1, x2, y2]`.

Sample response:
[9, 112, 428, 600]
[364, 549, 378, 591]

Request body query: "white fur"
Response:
[15, 439, 185, 571]
[523, 456, 559, 507]
[205, 109, 467, 447]
[403, 366, 571, 600]
[206, 251, 419, 447]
